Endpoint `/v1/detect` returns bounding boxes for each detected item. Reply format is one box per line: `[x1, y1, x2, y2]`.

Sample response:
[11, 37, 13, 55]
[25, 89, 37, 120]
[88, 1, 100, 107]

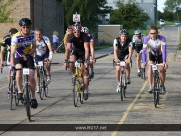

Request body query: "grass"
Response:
[128, 29, 149, 39]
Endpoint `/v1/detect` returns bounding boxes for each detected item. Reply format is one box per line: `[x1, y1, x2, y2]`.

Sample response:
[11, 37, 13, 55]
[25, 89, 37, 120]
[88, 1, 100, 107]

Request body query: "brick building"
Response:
[0, 0, 64, 43]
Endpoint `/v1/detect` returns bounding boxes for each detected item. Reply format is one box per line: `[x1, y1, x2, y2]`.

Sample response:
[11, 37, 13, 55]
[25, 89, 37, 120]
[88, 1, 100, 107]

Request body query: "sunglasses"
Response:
[74, 31, 80, 33]
[150, 33, 157, 35]
[22, 26, 30, 29]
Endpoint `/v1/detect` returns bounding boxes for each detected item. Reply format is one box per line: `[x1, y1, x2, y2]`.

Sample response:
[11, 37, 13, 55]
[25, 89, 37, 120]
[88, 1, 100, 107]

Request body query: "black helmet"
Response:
[119, 29, 129, 36]
[19, 18, 32, 26]
[9, 28, 18, 35]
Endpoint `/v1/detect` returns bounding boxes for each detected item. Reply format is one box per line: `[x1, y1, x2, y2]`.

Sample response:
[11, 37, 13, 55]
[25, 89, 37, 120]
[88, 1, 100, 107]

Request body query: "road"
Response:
[0, 25, 181, 136]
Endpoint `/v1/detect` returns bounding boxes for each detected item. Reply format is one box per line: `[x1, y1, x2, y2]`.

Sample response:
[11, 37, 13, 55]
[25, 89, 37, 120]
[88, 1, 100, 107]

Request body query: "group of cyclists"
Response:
[0, 17, 168, 111]
[114, 26, 168, 95]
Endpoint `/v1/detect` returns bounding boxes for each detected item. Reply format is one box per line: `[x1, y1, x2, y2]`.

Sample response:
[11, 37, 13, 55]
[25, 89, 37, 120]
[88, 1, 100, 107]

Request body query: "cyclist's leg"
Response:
[27, 56, 36, 98]
[15, 58, 23, 99]
[43, 52, 51, 80]
[148, 53, 154, 93]
[34, 55, 41, 92]
[70, 50, 77, 74]
[158, 55, 166, 94]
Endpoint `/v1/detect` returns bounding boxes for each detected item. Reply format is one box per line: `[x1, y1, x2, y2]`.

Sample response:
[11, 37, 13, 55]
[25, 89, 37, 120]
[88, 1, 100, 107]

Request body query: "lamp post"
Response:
[153, 0, 157, 25]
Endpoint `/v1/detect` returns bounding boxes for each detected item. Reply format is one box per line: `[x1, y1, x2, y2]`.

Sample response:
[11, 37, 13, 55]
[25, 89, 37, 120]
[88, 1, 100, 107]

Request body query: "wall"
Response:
[98, 25, 123, 44]
[0, 0, 31, 41]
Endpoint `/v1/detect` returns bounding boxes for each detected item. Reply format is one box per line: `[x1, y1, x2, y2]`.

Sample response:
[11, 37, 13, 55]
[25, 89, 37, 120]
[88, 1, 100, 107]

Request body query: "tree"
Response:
[109, 0, 149, 30]
[0, 0, 14, 23]
[57, 0, 112, 33]
[164, 0, 181, 21]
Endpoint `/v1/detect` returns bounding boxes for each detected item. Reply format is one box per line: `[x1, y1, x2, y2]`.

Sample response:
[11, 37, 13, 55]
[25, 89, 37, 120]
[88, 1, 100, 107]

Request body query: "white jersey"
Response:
[35, 36, 50, 56]
[132, 34, 145, 46]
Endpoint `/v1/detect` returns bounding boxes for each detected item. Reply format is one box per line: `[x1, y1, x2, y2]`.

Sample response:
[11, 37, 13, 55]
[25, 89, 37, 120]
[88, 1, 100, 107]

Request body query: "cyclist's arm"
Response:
[142, 36, 150, 63]
[160, 36, 166, 63]
[65, 43, 71, 60]
[128, 42, 133, 61]
[113, 39, 118, 62]
[47, 43, 53, 61]
[10, 47, 16, 67]
[0, 46, 5, 64]
[84, 42, 89, 60]
[90, 41, 95, 59]
[132, 36, 135, 50]
[29, 42, 36, 56]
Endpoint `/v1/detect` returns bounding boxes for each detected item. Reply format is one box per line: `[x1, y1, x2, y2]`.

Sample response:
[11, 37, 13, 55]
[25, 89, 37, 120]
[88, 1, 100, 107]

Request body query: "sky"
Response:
[157, 0, 166, 12]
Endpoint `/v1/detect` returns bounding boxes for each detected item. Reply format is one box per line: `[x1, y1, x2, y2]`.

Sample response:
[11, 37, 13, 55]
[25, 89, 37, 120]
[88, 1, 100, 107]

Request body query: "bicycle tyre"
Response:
[123, 75, 126, 98]
[25, 82, 31, 121]
[120, 74, 123, 101]
[15, 87, 19, 106]
[73, 80, 78, 107]
[80, 90, 84, 104]
[143, 68, 146, 80]
[45, 86, 48, 97]
[10, 77, 13, 110]
[130, 59, 132, 68]
[113, 59, 115, 68]
[39, 71, 44, 100]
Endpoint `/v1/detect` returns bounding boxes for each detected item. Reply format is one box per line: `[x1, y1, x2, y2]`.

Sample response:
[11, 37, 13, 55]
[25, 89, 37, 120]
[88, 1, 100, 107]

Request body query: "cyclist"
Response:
[113, 29, 133, 92]
[10, 18, 38, 109]
[132, 29, 145, 77]
[142, 26, 168, 95]
[81, 26, 96, 78]
[63, 25, 73, 50]
[63, 23, 90, 100]
[0, 28, 18, 95]
[34, 28, 53, 93]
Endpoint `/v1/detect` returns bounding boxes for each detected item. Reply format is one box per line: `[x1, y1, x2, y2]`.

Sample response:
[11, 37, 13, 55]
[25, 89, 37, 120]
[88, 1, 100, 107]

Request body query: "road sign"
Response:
[73, 14, 80, 22]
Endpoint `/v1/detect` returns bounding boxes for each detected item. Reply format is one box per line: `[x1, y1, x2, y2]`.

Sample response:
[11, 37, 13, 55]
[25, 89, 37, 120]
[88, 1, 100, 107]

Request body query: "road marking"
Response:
[111, 80, 148, 136]
[0, 86, 8, 90]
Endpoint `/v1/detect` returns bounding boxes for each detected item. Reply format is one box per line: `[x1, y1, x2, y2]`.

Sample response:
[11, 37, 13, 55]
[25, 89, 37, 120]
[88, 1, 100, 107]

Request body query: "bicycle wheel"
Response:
[15, 86, 19, 106]
[45, 86, 48, 97]
[73, 79, 79, 107]
[113, 59, 115, 68]
[120, 74, 123, 101]
[143, 68, 146, 80]
[123, 75, 126, 98]
[25, 82, 31, 121]
[39, 71, 44, 100]
[10, 77, 13, 110]
[80, 85, 84, 104]
[130, 59, 132, 68]
[153, 72, 159, 108]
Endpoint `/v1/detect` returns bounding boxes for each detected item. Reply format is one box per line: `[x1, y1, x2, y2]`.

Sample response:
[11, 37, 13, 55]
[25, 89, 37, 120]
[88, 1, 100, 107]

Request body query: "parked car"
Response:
[159, 19, 165, 26]
[175, 21, 181, 26]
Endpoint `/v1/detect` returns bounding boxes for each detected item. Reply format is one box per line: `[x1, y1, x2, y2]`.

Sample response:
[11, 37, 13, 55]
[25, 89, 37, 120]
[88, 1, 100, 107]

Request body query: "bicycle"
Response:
[35, 60, 49, 100]
[116, 60, 127, 101]
[56, 42, 64, 53]
[150, 62, 164, 108]
[113, 58, 132, 69]
[17, 67, 36, 121]
[9, 70, 19, 110]
[69, 59, 84, 107]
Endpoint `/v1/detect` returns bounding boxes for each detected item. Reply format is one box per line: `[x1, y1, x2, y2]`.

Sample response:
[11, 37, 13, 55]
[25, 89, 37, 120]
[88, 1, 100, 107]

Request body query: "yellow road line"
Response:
[0, 86, 8, 90]
[111, 80, 148, 136]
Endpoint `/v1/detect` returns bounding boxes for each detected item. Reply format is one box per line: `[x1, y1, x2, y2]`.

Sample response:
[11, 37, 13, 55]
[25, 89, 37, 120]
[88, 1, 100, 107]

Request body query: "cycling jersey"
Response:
[2, 35, 11, 51]
[132, 34, 145, 46]
[142, 35, 166, 63]
[1, 35, 12, 65]
[35, 36, 50, 56]
[113, 37, 132, 57]
[67, 32, 89, 52]
[11, 30, 35, 58]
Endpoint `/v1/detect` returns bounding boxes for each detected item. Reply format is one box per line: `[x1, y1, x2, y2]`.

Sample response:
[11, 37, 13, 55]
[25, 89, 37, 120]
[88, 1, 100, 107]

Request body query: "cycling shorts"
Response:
[149, 52, 163, 64]
[14, 56, 35, 68]
[71, 50, 85, 62]
[35, 52, 49, 62]
[118, 54, 129, 61]
[135, 46, 143, 53]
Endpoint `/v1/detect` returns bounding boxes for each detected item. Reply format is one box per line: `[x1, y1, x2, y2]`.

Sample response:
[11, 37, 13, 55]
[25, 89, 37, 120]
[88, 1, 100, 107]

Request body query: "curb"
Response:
[50, 52, 114, 64]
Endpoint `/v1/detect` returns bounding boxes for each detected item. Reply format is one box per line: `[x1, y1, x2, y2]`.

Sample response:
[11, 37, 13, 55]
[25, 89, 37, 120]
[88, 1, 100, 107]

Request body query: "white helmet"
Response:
[134, 29, 141, 35]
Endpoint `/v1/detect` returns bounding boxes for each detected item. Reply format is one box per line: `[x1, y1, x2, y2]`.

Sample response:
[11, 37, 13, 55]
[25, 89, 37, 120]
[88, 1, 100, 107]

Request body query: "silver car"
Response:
[175, 21, 181, 26]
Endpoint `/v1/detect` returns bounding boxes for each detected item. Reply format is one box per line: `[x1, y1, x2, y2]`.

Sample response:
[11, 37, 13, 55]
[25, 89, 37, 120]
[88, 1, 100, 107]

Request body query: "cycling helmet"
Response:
[134, 29, 141, 35]
[72, 23, 82, 32]
[9, 28, 18, 35]
[119, 29, 129, 36]
[19, 18, 32, 26]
